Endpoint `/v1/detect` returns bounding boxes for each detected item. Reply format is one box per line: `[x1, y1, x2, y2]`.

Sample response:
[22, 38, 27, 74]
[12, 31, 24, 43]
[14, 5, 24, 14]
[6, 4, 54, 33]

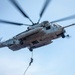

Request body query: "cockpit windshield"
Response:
[52, 23, 61, 27]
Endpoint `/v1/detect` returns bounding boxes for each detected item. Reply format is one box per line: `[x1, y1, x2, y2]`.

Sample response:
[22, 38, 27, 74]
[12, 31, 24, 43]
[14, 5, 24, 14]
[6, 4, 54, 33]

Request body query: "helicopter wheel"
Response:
[61, 33, 65, 38]
[29, 47, 33, 52]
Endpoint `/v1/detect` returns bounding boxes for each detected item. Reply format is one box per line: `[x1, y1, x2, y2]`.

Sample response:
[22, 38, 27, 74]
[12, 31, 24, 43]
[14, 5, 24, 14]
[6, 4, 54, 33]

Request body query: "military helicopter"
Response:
[0, 0, 75, 51]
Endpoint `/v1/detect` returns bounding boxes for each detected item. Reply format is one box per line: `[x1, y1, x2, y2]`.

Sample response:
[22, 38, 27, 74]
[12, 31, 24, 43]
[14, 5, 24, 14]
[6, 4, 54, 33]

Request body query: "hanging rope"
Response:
[23, 51, 33, 75]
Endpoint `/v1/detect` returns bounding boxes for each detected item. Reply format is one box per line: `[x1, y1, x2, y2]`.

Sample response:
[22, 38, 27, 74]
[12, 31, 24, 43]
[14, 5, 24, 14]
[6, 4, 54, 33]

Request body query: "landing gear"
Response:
[61, 33, 65, 38]
[61, 33, 70, 38]
[66, 35, 70, 37]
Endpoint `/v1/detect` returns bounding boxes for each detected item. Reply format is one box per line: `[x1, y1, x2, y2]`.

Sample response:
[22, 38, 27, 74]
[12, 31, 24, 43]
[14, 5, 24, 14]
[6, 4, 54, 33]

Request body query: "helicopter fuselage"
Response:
[0, 21, 65, 51]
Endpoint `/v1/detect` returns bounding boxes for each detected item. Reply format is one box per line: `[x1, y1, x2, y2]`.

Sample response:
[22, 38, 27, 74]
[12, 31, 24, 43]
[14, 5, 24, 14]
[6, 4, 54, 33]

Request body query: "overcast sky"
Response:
[0, 0, 75, 75]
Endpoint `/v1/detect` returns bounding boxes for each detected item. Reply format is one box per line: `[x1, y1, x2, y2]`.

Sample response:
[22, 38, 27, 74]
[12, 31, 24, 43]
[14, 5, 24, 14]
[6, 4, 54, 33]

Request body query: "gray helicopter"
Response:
[0, 0, 75, 51]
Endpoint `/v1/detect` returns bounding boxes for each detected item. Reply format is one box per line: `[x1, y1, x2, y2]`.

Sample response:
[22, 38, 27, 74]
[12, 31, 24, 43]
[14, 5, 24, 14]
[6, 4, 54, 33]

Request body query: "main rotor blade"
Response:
[0, 20, 31, 26]
[9, 0, 34, 24]
[38, 0, 51, 23]
[51, 15, 75, 23]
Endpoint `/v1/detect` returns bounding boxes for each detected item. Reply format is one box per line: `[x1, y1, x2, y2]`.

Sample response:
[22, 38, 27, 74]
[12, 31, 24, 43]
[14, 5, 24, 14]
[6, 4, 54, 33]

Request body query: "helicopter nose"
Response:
[57, 28, 66, 38]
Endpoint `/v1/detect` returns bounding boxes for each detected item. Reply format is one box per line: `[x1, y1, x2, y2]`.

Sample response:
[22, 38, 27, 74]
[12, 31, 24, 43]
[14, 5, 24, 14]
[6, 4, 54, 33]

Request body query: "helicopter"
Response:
[0, 0, 75, 51]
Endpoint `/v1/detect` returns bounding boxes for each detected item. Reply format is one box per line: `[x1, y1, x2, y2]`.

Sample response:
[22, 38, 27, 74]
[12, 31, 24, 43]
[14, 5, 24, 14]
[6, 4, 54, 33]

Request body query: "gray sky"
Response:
[0, 0, 75, 75]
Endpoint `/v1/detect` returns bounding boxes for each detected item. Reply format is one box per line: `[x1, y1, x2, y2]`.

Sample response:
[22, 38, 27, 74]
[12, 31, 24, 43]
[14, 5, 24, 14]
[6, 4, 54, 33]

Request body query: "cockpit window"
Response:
[46, 26, 51, 30]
